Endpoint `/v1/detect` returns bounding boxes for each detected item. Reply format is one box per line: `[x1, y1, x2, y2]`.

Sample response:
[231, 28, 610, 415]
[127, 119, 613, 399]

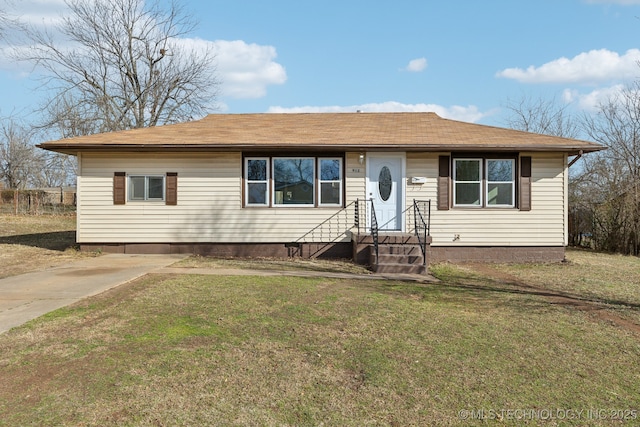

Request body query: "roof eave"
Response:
[37, 143, 604, 156]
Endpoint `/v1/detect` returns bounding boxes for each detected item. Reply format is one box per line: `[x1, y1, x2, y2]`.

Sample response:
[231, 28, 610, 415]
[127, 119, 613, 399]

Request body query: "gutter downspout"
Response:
[568, 150, 584, 168]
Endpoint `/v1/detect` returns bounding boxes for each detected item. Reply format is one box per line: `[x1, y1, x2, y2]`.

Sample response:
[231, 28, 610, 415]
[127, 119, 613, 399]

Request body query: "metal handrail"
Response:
[295, 200, 356, 245]
[369, 199, 379, 263]
[413, 199, 431, 266]
[354, 198, 368, 235]
[355, 198, 379, 263]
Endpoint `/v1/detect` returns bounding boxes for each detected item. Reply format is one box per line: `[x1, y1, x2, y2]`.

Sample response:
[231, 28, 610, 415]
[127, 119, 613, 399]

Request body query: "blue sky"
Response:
[1, 0, 640, 127]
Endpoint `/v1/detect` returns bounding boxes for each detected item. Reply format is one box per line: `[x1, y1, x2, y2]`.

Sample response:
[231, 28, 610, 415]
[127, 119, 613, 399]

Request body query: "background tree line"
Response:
[505, 86, 640, 256]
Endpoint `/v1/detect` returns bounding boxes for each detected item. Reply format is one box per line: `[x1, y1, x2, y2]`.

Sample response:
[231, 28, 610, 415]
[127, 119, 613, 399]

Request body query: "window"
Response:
[114, 172, 176, 205]
[243, 155, 343, 207]
[319, 158, 342, 206]
[246, 158, 269, 205]
[453, 159, 482, 206]
[273, 158, 315, 205]
[129, 175, 165, 201]
[486, 159, 515, 207]
[452, 157, 515, 208]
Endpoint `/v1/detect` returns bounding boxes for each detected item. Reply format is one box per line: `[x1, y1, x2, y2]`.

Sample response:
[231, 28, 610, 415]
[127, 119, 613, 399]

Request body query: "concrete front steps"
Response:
[352, 233, 430, 274]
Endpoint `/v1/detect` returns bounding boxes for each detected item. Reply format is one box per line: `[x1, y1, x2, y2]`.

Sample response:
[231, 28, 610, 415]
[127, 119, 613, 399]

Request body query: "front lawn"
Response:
[1, 251, 639, 426]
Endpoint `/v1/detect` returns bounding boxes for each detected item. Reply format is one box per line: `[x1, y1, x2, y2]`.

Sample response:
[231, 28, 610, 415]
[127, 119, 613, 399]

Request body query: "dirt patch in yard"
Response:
[57, 267, 122, 277]
[0, 214, 92, 279]
[467, 262, 640, 337]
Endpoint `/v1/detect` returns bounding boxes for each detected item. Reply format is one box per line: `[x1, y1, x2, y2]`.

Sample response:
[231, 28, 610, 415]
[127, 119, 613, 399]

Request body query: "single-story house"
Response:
[38, 112, 603, 273]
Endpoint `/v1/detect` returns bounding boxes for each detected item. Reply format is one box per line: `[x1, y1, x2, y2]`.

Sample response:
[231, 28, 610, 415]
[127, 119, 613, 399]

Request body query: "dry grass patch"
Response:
[0, 214, 90, 278]
[468, 248, 640, 328]
[492, 249, 640, 304]
[1, 268, 639, 426]
[175, 254, 372, 275]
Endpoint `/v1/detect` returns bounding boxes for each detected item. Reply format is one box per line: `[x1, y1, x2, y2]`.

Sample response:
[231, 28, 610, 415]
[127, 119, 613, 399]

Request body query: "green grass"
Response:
[1, 256, 640, 426]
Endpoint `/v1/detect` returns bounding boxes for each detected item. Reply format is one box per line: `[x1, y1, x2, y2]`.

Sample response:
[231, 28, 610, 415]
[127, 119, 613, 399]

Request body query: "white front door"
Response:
[367, 154, 405, 231]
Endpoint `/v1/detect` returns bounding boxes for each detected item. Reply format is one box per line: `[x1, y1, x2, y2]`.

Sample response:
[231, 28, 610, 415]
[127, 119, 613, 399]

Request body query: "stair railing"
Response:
[370, 199, 379, 264]
[413, 199, 431, 266]
[292, 201, 357, 257]
[355, 198, 379, 263]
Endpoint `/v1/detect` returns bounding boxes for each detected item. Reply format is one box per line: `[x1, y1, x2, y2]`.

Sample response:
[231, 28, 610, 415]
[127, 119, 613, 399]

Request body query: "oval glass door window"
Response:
[378, 166, 392, 201]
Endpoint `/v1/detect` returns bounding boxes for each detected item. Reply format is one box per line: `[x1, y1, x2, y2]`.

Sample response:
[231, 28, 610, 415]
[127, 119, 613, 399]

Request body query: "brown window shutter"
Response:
[166, 172, 177, 205]
[437, 156, 450, 210]
[519, 157, 532, 211]
[114, 172, 126, 205]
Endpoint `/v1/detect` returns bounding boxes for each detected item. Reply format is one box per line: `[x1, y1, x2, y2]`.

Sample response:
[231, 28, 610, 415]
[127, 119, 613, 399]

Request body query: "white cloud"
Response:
[403, 57, 427, 72]
[1, 2, 288, 101]
[5, 39, 286, 101]
[0, 0, 68, 71]
[175, 38, 287, 99]
[563, 84, 625, 111]
[213, 40, 287, 99]
[267, 101, 492, 123]
[6, 0, 67, 26]
[496, 49, 640, 84]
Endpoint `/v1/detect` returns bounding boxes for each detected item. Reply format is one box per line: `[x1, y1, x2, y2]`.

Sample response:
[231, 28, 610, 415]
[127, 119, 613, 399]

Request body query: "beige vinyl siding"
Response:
[78, 152, 359, 244]
[345, 152, 366, 202]
[78, 151, 567, 247]
[406, 152, 566, 247]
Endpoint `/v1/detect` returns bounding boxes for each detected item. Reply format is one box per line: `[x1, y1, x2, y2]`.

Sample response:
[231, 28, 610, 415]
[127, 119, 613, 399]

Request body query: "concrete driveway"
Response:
[0, 254, 187, 334]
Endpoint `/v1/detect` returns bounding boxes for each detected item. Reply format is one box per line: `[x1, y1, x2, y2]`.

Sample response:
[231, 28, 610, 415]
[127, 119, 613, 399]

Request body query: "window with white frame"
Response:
[453, 158, 515, 207]
[486, 159, 515, 207]
[273, 158, 314, 205]
[245, 158, 269, 205]
[318, 158, 342, 206]
[129, 175, 165, 201]
[453, 159, 482, 206]
[244, 155, 343, 207]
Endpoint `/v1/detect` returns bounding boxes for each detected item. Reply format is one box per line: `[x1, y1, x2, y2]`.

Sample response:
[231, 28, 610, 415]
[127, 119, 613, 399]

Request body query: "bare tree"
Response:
[0, 119, 43, 189]
[581, 83, 640, 255]
[0, 1, 14, 40]
[503, 94, 580, 138]
[15, 0, 219, 135]
[44, 93, 106, 138]
[0, 116, 77, 188]
[36, 149, 77, 187]
[502, 95, 596, 247]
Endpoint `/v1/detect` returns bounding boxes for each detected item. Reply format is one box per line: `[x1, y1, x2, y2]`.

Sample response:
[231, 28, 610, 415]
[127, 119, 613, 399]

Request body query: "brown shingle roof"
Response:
[38, 112, 603, 155]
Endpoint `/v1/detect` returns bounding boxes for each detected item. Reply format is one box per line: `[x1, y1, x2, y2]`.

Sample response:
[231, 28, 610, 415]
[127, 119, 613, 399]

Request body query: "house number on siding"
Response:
[351, 168, 361, 173]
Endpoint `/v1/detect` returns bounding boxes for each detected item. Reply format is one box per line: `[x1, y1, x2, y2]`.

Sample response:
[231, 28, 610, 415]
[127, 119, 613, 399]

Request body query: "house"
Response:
[38, 112, 603, 272]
